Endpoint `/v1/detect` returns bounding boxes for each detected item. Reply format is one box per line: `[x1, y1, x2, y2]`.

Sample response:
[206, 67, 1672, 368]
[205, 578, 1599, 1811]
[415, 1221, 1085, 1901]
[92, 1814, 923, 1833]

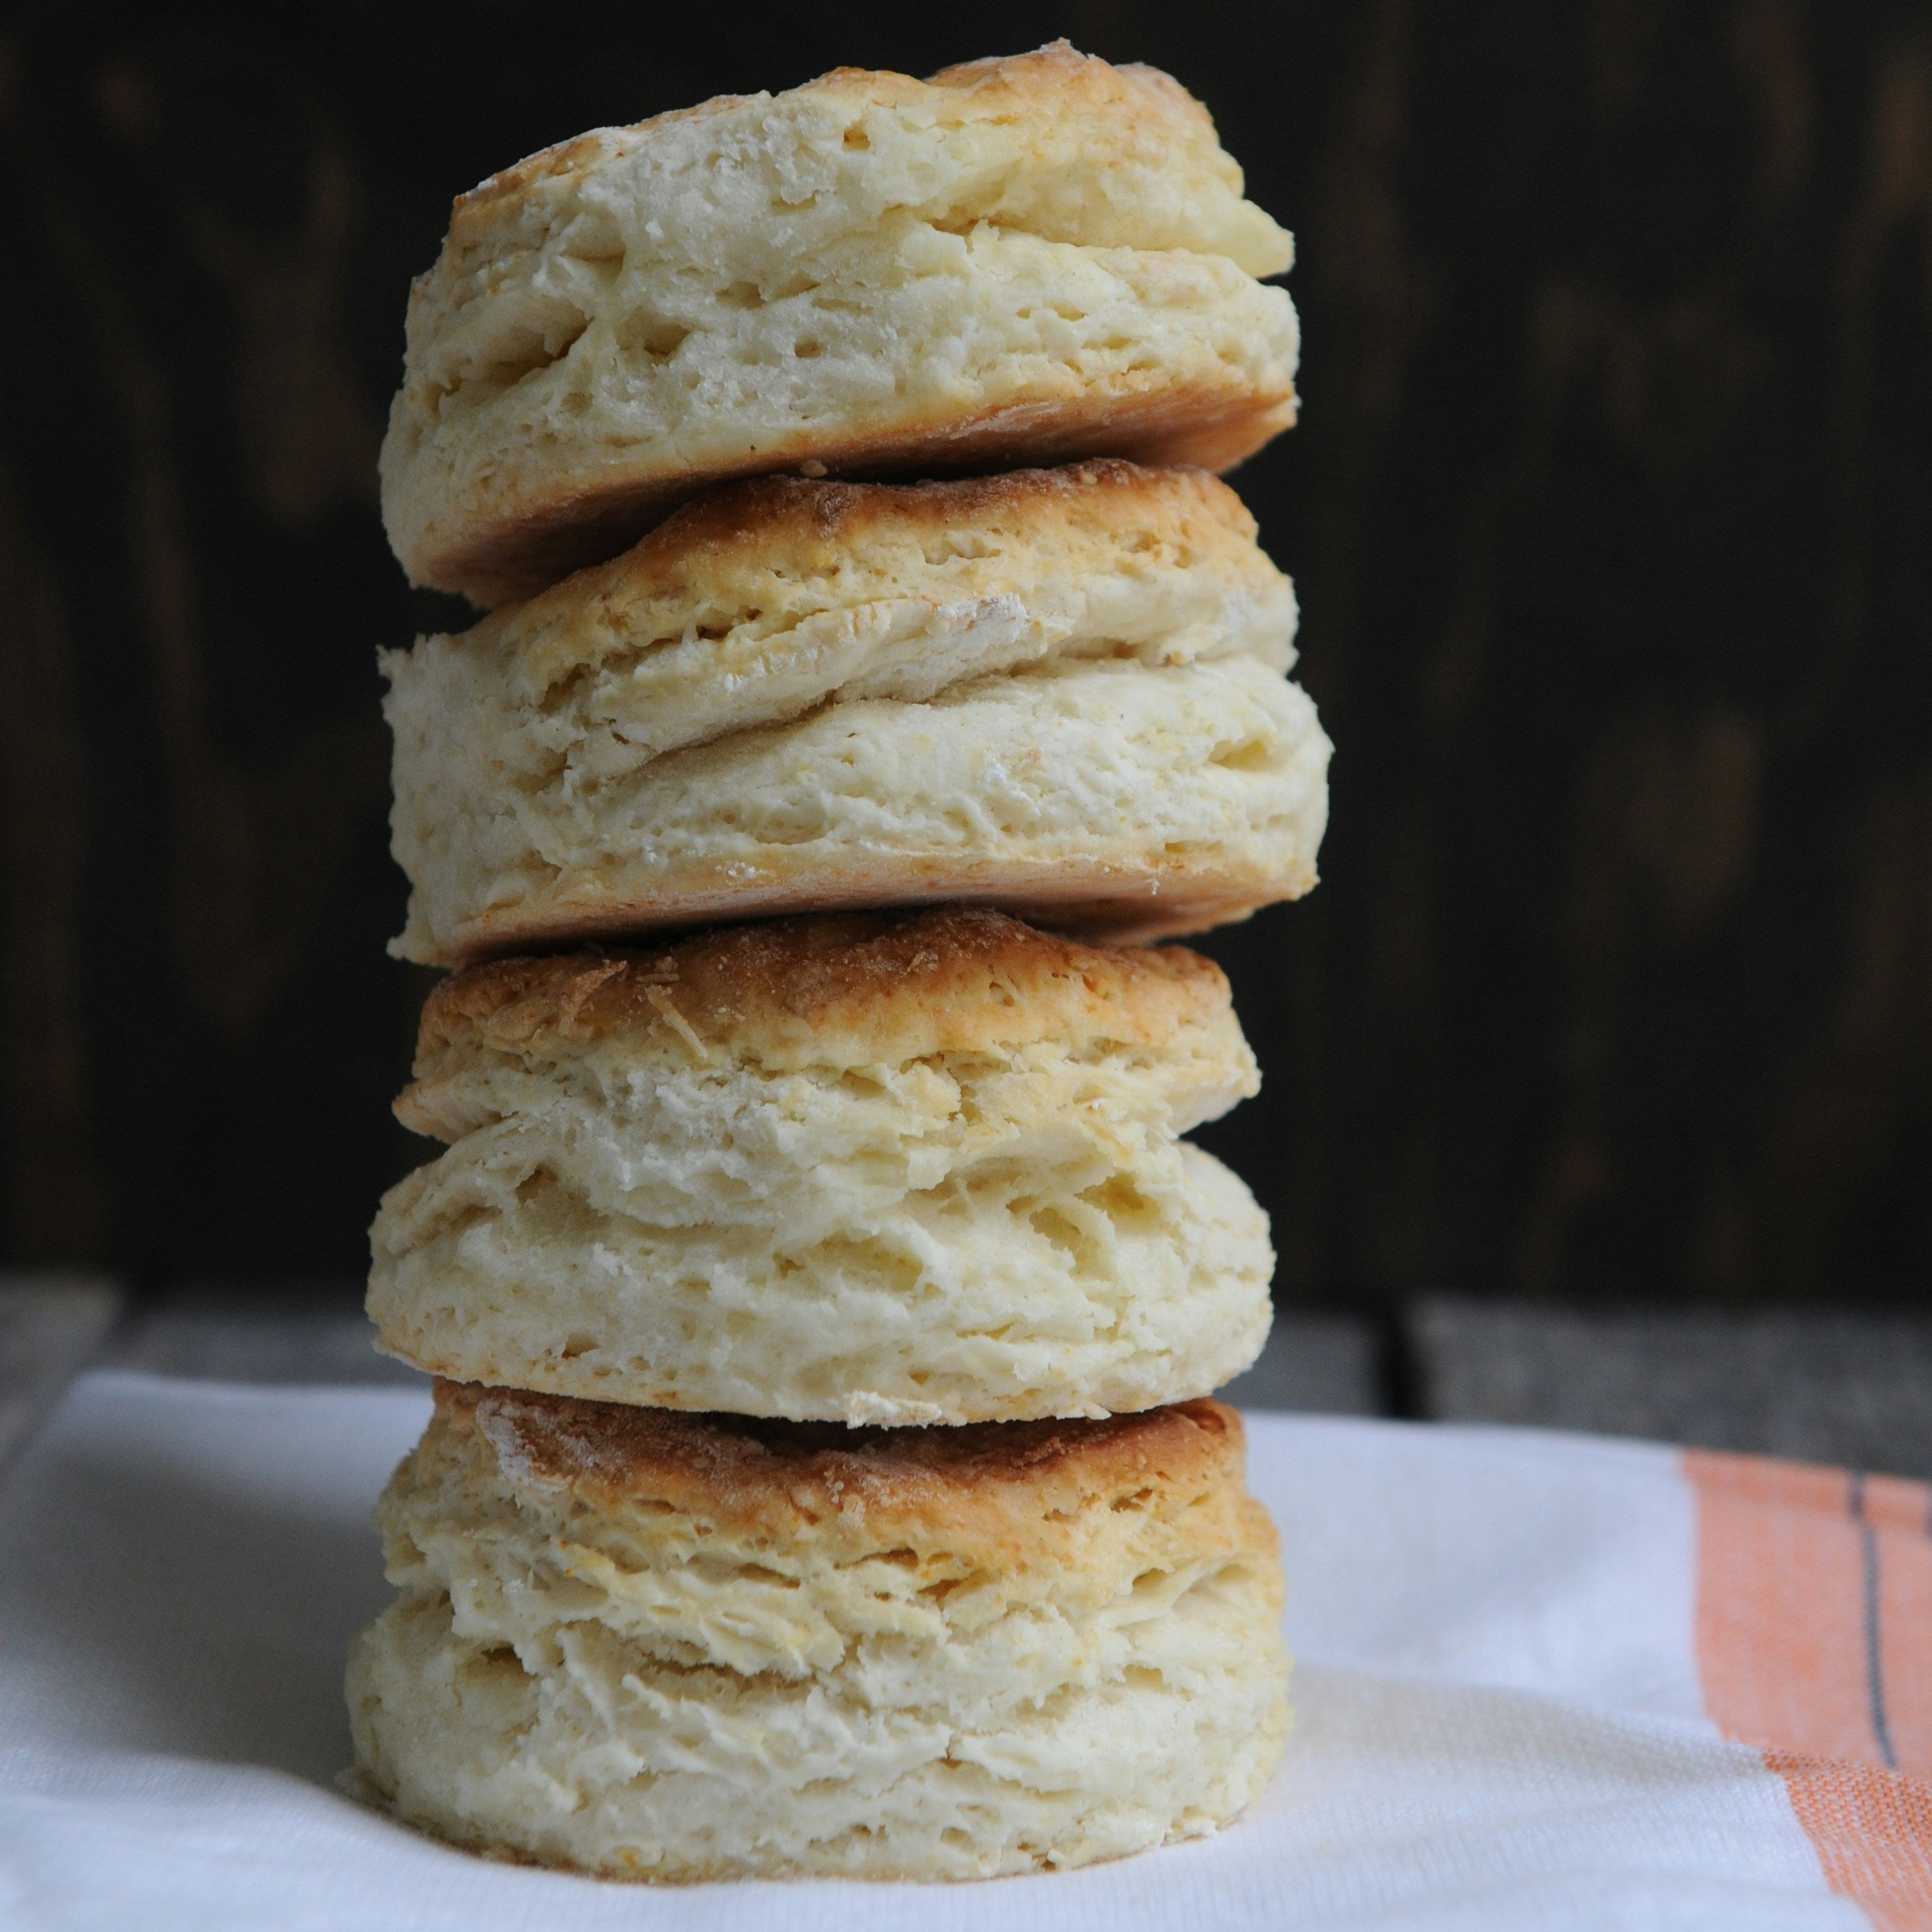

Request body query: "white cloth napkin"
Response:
[0, 1372, 1873, 1930]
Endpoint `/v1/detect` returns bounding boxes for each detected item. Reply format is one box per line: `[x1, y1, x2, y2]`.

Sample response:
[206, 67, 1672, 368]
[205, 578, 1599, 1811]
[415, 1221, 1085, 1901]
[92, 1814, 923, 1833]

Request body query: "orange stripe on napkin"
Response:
[1767, 1755, 1932, 1932]
[1687, 1450, 1932, 1929]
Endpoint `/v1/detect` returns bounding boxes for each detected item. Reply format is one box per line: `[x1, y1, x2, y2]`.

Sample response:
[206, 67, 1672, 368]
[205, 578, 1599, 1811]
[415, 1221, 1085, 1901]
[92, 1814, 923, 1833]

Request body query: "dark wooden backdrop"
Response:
[1, 0, 1928, 1307]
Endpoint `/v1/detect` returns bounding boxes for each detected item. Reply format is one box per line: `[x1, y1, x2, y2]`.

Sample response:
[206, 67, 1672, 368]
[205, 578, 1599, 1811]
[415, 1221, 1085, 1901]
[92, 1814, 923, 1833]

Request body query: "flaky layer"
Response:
[345, 1389, 1291, 1879]
[371, 921, 1271, 1422]
[380, 46, 1297, 602]
[387, 651, 1329, 965]
[370, 1132, 1271, 1425]
[383, 463, 1317, 965]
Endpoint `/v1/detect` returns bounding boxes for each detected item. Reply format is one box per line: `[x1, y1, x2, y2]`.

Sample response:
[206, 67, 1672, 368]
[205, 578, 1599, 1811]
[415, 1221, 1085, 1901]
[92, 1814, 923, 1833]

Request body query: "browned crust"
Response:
[404, 851, 1307, 971]
[468, 457, 1266, 653]
[425, 378, 1295, 609]
[571, 458, 1263, 581]
[409, 906, 1231, 1079]
[435, 1376, 1253, 1545]
[921, 41, 1214, 123]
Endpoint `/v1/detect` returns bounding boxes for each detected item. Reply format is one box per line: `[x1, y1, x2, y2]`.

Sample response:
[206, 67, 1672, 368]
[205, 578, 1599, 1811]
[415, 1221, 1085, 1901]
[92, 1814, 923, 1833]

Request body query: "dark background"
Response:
[1, 0, 1928, 1311]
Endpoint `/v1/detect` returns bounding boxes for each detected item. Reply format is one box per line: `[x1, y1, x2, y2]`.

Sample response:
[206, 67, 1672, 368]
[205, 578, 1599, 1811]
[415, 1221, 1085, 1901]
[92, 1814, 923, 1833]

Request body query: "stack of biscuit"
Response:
[347, 44, 1330, 1883]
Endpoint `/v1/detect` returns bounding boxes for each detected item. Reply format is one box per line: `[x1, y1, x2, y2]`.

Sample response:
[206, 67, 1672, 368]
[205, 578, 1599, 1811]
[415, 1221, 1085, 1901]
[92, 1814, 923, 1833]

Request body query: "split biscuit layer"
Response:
[368, 910, 1275, 1424]
[383, 460, 1328, 965]
[381, 43, 1298, 604]
[346, 1381, 1291, 1880]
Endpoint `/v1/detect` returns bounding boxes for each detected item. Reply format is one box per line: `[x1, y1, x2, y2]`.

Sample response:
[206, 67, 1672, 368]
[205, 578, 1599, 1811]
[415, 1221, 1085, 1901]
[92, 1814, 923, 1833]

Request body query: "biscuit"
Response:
[345, 1382, 1292, 1880]
[368, 910, 1275, 1424]
[379, 43, 1298, 604]
[382, 461, 1328, 965]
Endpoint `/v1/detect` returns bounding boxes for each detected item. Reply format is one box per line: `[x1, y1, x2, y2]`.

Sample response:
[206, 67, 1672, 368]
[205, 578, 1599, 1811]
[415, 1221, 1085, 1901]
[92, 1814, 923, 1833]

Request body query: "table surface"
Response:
[5, 1275, 1929, 1481]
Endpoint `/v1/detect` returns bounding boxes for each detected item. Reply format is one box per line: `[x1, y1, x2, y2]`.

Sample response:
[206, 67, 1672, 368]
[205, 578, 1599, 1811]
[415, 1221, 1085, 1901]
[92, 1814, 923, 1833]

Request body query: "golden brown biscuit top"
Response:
[615, 457, 1256, 568]
[436, 1377, 1250, 1546]
[410, 908, 1235, 1077]
[452, 459, 1280, 691]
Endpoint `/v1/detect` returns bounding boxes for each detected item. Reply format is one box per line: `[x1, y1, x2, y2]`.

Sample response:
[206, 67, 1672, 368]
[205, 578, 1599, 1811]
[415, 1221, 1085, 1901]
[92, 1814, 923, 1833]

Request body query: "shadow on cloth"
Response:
[0, 1416, 405, 1785]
